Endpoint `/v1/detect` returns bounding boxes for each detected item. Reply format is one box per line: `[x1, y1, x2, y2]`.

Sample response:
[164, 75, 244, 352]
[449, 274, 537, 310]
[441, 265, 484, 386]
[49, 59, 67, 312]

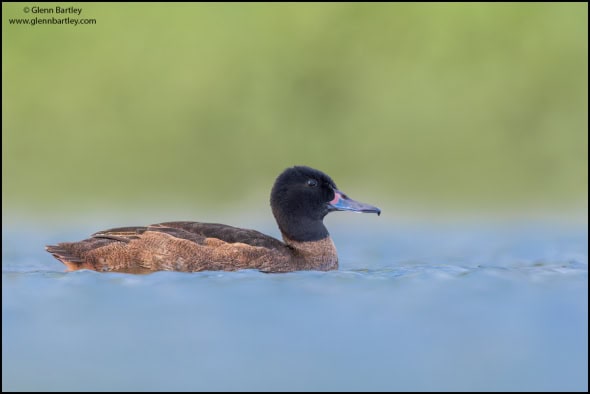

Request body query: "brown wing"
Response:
[92, 221, 285, 249]
[46, 221, 290, 273]
[152, 221, 285, 249]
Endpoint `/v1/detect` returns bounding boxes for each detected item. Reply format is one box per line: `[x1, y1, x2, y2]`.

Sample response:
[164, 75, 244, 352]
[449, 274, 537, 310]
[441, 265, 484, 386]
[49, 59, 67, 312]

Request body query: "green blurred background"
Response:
[2, 3, 588, 220]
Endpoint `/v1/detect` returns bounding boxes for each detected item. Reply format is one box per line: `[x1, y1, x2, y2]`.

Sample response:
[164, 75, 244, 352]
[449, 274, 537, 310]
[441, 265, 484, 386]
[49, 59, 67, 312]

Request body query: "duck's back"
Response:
[46, 221, 294, 273]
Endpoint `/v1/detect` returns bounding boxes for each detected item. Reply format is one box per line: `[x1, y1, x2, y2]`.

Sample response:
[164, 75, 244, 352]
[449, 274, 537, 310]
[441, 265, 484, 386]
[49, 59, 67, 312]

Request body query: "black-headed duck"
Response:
[46, 166, 381, 273]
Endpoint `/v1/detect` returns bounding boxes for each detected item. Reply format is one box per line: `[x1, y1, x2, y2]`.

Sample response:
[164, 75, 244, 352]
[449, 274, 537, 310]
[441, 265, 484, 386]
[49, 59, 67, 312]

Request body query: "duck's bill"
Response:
[328, 190, 381, 216]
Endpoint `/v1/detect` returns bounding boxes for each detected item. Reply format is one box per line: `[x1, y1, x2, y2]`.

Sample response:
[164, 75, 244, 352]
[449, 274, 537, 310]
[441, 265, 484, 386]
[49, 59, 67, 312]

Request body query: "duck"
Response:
[45, 165, 381, 273]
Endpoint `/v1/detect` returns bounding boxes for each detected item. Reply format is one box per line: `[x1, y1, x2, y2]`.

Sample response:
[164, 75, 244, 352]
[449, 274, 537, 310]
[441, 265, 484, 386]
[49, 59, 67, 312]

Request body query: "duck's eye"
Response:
[306, 179, 318, 187]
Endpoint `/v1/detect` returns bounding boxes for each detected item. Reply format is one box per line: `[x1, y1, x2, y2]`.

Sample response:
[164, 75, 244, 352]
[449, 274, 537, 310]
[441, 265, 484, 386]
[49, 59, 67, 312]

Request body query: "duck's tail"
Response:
[45, 243, 95, 271]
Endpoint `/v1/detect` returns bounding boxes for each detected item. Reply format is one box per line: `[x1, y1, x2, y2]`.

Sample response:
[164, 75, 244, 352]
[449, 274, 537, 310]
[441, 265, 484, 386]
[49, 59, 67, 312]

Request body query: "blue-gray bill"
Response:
[328, 190, 381, 216]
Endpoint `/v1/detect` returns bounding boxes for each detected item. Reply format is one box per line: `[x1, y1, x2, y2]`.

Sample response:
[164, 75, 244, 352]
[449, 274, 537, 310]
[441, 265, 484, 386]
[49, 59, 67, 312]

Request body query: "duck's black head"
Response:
[270, 166, 381, 242]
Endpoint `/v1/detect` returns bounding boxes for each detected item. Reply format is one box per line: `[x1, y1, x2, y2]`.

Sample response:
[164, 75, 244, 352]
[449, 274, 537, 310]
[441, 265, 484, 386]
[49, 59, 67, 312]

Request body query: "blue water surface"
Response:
[2, 215, 588, 391]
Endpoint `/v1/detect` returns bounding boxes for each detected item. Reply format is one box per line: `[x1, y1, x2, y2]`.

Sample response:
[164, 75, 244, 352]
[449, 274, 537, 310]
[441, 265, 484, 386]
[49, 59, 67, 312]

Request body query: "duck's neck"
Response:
[276, 217, 329, 242]
[274, 215, 337, 270]
[281, 232, 338, 271]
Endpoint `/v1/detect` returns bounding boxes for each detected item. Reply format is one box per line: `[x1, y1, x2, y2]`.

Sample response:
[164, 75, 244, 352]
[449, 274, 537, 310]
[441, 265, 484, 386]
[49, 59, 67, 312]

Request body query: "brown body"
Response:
[46, 221, 338, 273]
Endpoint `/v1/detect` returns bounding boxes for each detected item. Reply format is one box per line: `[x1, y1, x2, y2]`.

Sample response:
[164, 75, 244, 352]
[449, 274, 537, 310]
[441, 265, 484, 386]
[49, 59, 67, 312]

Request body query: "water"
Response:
[2, 217, 588, 391]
